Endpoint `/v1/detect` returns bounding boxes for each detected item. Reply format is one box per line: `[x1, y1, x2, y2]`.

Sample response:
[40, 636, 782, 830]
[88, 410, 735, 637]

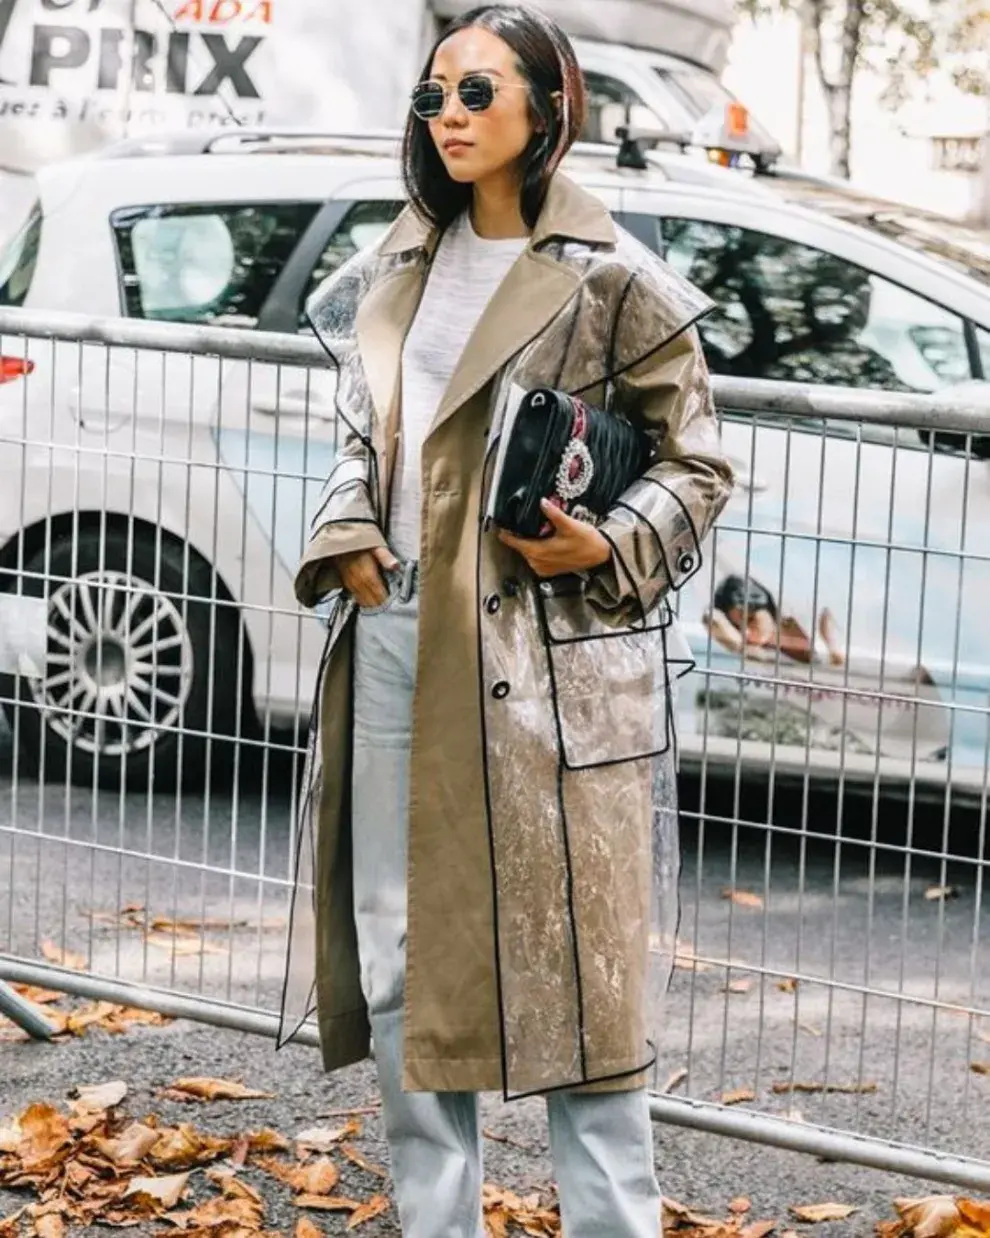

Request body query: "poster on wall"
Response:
[0, 0, 422, 176]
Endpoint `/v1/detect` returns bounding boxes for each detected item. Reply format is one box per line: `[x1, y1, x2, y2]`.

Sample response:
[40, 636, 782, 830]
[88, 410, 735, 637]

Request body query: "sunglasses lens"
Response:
[459, 75, 495, 112]
[412, 82, 444, 119]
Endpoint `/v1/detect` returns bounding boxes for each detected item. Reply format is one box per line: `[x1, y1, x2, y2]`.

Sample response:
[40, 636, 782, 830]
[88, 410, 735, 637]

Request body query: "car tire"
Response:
[1, 526, 243, 790]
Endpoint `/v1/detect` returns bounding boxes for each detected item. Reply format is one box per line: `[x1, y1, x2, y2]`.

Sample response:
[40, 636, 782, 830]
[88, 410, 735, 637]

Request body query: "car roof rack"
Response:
[97, 128, 405, 159]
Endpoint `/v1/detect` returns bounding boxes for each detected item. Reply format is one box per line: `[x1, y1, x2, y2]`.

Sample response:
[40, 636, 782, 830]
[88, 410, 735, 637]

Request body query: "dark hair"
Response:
[713, 574, 777, 620]
[401, 4, 587, 232]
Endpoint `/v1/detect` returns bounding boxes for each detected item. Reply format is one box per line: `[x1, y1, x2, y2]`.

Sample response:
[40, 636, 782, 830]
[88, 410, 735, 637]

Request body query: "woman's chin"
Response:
[441, 158, 482, 183]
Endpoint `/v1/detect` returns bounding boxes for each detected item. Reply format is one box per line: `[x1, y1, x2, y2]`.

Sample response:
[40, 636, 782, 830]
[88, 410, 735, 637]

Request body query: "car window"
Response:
[660, 218, 972, 393]
[299, 200, 404, 328]
[0, 201, 42, 308]
[581, 70, 667, 143]
[112, 202, 318, 327]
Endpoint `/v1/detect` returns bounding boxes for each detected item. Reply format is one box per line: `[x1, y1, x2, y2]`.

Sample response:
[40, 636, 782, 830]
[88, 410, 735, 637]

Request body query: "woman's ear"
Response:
[550, 90, 563, 116]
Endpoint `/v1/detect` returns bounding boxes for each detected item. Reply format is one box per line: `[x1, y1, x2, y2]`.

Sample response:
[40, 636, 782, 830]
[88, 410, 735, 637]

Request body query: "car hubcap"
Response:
[32, 570, 194, 759]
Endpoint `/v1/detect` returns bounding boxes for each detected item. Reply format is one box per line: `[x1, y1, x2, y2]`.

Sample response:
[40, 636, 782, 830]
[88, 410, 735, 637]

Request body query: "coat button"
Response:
[484, 593, 501, 615]
[539, 581, 554, 597]
[677, 550, 696, 575]
[492, 681, 510, 700]
[502, 576, 521, 597]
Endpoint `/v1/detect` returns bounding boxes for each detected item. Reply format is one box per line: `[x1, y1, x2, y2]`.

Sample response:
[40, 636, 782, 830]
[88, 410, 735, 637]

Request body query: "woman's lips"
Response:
[443, 139, 473, 155]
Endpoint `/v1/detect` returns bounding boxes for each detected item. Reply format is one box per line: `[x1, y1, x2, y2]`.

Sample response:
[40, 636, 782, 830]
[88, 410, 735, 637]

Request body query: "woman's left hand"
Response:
[497, 499, 612, 579]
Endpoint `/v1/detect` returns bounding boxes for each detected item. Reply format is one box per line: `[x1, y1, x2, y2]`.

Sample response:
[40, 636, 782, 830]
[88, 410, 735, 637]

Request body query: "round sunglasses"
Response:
[410, 72, 528, 121]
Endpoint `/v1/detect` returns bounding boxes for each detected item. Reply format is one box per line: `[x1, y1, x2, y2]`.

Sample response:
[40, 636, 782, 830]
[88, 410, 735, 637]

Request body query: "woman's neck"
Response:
[470, 172, 531, 240]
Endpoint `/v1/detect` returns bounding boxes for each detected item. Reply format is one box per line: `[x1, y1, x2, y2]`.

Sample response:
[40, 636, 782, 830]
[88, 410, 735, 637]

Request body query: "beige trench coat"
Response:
[279, 173, 734, 1099]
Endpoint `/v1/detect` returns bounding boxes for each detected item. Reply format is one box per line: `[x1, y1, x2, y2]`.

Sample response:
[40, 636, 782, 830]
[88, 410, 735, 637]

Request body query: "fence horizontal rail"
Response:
[3, 306, 990, 434]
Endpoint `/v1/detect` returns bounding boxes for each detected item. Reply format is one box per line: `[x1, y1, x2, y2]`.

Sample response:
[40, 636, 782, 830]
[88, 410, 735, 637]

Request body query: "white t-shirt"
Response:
[387, 211, 527, 561]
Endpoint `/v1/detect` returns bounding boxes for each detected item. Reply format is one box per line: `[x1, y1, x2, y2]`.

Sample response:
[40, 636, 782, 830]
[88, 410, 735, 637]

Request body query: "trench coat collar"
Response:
[360, 174, 615, 440]
[380, 171, 617, 257]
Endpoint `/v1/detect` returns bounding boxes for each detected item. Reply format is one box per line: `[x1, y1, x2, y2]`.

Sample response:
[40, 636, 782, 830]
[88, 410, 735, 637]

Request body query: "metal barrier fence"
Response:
[0, 307, 988, 1191]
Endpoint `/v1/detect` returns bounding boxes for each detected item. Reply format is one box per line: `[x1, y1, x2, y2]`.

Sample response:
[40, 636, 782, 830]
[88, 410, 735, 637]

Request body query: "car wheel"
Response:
[3, 527, 242, 789]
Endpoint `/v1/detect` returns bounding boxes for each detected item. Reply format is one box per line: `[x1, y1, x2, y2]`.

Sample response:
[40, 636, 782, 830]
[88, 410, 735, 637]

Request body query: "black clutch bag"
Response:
[490, 388, 652, 539]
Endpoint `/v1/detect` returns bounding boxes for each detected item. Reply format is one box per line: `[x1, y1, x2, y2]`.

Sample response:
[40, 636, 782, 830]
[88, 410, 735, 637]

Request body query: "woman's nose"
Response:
[441, 88, 469, 123]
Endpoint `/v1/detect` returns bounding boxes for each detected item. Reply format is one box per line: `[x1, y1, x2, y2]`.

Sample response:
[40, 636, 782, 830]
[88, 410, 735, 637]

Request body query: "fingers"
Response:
[373, 545, 400, 571]
[339, 551, 389, 607]
[539, 498, 577, 531]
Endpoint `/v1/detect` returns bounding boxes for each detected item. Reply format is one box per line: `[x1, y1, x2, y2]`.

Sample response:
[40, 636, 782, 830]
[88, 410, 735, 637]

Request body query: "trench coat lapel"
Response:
[355, 264, 425, 437]
[428, 251, 579, 437]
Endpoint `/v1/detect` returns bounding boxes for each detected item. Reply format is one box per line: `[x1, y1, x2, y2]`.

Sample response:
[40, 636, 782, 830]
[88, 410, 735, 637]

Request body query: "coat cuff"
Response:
[585, 485, 702, 622]
[295, 521, 388, 608]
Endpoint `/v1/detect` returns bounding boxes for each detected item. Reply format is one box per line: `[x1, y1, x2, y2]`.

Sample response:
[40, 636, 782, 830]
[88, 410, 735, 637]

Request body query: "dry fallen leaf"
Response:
[958, 1198, 990, 1230]
[720, 1088, 757, 1106]
[729, 1196, 752, 1214]
[889, 1194, 961, 1237]
[91, 1121, 160, 1166]
[721, 889, 764, 910]
[771, 1080, 877, 1095]
[660, 1068, 688, 1095]
[347, 1196, 390, 1229]
[340, 1144, 388, 1180]
[777, 978, 799, 994]
[245, 1129, 291, 1153]
[294, 1122, 361, 1153]
[66, 1002, 120, 1036]
[10, 985, 62, 1006]
[17, 1104, 72, 1167]
[33, 1212, 65, 1238]
[0, 1209, 25, 1237]
[661, 1196, 725, 1229]
[68, 1081, 127, 1114]
[123, 1171, 191, 1210]
[924, 885, 959, 902]
[145, 933, 229, 956]
[166, 1174, 263, 1231]
[789, 1202, 857, 1223]
[740, 1223, 778, 1238]
[295, 1220, 323, 1238]
[725, 979, 753, 995]
[970, 1062, 990, 1076]
[40, 942, 86, 971]
[294, 1196, 360, 1213]
[161, 1078, 274, 1103]
[256, 1155, 340, 1197]
[149, 1124, 233, 1170]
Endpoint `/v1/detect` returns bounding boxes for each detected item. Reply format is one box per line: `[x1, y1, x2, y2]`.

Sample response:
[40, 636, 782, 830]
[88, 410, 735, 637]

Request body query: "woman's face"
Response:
[425, 26, 537, 186]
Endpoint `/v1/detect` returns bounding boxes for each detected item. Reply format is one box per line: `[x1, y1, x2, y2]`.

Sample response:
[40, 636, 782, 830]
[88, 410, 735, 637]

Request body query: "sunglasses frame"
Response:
[410, 72, 529, 121]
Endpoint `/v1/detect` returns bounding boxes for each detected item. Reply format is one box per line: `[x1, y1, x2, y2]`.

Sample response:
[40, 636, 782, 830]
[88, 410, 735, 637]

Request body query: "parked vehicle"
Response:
[1, 128, 988, 792]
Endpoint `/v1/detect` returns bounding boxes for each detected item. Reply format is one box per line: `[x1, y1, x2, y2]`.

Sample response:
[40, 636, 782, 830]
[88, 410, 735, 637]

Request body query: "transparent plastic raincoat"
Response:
[278, 173, 734, 1099]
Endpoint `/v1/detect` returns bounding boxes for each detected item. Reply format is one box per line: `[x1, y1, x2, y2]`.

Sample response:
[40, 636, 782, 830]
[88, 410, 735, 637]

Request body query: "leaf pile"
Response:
[0, 1089, 394, 1235]
[877, 1195, 990, 1236]
[482, 1184, 561, 1236]
[663, 1195, 791, 1236]
[0, 984, 172, 1044]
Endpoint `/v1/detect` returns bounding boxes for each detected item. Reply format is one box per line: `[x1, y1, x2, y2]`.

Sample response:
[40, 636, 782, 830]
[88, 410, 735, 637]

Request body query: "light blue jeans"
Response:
[351, 566, 663, 1238]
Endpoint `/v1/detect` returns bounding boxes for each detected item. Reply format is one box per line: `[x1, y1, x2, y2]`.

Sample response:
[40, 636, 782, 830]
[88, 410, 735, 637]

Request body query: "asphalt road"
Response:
[1, 716, 988, 1235]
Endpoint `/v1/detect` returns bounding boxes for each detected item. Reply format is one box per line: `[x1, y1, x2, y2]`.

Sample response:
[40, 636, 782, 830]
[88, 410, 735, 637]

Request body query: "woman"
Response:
[280, 7, 734, 1235]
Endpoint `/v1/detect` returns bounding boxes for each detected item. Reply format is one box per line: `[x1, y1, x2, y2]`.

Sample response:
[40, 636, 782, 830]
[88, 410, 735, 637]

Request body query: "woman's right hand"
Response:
[336, 545, 400, 608]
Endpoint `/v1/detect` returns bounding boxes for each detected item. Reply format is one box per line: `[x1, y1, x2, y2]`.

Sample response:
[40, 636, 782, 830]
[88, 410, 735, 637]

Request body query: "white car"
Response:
[1, 128, 988, 792]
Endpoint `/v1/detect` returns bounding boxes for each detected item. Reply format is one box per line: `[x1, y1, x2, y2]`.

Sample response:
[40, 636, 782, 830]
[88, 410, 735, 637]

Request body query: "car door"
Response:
[618, 190, 990, 793]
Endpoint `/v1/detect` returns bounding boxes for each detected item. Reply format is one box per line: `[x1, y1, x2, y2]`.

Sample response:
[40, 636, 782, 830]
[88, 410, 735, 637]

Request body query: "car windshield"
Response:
[652, 65, 733, 119]
[766, 176, 990, 284]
